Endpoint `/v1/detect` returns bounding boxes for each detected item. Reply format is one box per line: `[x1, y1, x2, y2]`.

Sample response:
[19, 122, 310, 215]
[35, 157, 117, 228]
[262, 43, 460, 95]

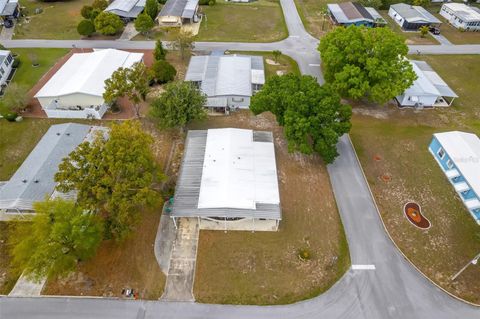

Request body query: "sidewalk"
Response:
[118, 22, 139, 41]
[9, 273, 46, 297]
[160, 218, 199, 302]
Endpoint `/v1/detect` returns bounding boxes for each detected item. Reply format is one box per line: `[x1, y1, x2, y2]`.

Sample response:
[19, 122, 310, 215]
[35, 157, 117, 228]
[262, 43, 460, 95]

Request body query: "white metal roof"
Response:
[197, 128, 280, 210]
[391, 3, 441, 24]
[434, 131, 480, 198]
[403, 60, 457, 98]
[35, 49, 143, 99]
[443, 3, 480, 22]
[185, 54, 265, 98]
[105, 0, 146, 18]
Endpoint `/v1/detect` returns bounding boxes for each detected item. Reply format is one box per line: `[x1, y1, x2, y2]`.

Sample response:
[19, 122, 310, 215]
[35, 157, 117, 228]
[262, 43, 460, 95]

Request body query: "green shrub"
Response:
[94, 11, 124, 35]
[12, 59, 20, 68]
[151, 60, 177, 84]
[2, 112, 18, 122]
[77, 19, 96, 37]
[154, 39, 166, 61]
[81, 5, 93, 19]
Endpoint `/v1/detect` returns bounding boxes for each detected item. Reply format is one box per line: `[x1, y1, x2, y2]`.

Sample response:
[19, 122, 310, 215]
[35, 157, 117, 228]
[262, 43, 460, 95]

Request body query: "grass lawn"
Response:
[10, 48, 69, 90]
[195, 1, 288, 42]
[434, 14, 480, 45]
[294, 0, 338, 38]
[0, 222, 23, 295]
[226, 51, 300, 78]
[189, 111, 350, 305]
[380, 10, 438, 45]
[350, 55, 480, 303]
[14, 0, 90, 39]
[43, 206, 166, 299]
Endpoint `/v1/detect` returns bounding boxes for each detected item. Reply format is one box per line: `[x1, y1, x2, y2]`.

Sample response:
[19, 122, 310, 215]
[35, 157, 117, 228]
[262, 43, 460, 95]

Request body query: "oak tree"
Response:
[251, 74, 352, 163]
[10, 199, 103, 280]
[319, 25, 416, 104]
[150, 81, 206, 129]
[55, 121, 162, 240]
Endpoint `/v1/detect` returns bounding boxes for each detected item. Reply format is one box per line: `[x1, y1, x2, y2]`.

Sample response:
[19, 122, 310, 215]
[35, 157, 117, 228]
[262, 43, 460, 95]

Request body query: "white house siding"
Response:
[199, 218, 278, 231]
[38, 93, 104, 110]
[38, 94, 107, 119]
[158, 15, 182, 25]
[397, 94, 438, 107]
[440, 4, 480, 31]
[0, 53, 13, 86]
[44, 104, 107, 119]
[388, 7, 404, 28]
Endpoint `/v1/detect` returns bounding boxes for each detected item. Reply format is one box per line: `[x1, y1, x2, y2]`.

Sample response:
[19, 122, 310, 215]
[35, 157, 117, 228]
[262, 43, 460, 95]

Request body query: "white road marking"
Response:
[352, 264, 376, 270]
[309, 63, 320, 67]
[289, 35, 300, 38]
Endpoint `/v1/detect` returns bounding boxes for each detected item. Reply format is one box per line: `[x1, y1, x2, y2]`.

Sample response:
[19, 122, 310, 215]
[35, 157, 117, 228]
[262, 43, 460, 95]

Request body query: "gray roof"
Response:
[158, 0, 199, 19]
[104, 0, 146, 18]
[390, 3, 441, 24]
[0, 123, 105, 212]
[185, 54, 265, 98]
[170, 130, 282, 220]
[0, 0, 18, 16]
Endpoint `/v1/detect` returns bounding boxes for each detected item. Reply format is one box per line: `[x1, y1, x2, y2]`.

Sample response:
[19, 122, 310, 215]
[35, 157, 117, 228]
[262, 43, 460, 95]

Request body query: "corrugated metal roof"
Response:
[434, 131, 480, 198]
[404, 60, 457, 98]
[170, 129, 281, 219]
[327, 2, 375, 24]
[158, 0, 198, 18]
[391, 3, 441, 24]
[0, 123, 106, 212]
[35, 49, 143, 99]
[105, 0, 146, 18]
[0, 0, 17, 16]
[185, 54, 265, 98]
[443, 3, 480, 22]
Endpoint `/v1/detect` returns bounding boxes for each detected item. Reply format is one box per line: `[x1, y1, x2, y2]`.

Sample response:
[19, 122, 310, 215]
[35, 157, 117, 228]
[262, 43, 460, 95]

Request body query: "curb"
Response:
[346, 134, 480, 308]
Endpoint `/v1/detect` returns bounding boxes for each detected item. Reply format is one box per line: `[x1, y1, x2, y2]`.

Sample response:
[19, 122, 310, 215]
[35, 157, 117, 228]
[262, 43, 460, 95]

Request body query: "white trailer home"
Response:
[34, 49, 143, 119]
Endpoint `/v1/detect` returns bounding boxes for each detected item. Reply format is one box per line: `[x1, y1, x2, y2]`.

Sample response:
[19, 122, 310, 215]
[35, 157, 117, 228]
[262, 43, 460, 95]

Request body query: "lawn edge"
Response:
[347, 134, 480, 308]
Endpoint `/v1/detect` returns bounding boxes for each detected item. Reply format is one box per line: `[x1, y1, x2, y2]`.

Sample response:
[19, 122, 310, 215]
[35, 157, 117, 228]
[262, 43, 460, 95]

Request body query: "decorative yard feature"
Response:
[404, 202, 431, 229]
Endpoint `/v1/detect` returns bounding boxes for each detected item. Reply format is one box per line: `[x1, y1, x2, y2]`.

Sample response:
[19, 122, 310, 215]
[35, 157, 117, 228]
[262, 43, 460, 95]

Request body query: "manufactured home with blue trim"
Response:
[429, 131, 480, 224]
[327, 2, 386, 27]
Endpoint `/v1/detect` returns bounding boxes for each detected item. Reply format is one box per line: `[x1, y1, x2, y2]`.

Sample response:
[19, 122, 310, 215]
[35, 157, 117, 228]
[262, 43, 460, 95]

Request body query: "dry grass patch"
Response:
[349, 55, 480, 304]
[189, 111, 350, 305]
[294, 0, 338, 38]
[195, 0, 288, 42]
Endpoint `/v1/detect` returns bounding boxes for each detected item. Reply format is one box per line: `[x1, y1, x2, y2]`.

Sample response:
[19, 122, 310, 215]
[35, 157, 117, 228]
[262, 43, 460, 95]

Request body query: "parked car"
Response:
[429, 26, 441, 35]
[3, 19, 13, 28]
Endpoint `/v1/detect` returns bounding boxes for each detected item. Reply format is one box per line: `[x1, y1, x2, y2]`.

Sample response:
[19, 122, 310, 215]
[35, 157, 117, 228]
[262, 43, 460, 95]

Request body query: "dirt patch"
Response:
[43, 210, 165, 299]
[189, 111, 350, 305]
[404, 202, 431, 230]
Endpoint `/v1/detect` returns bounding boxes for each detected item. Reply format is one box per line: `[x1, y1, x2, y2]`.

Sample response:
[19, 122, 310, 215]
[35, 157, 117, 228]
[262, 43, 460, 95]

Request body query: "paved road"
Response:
[1, 1, 479, 318]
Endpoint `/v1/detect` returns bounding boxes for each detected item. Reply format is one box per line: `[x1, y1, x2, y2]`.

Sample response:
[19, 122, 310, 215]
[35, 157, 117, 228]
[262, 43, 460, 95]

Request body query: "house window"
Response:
[5, 54, 12, 65]
[437, 147, 445, 159]
[0, 67, 4, 76]
[232, 97, 244, 103]
[446, 159, 453, 169]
